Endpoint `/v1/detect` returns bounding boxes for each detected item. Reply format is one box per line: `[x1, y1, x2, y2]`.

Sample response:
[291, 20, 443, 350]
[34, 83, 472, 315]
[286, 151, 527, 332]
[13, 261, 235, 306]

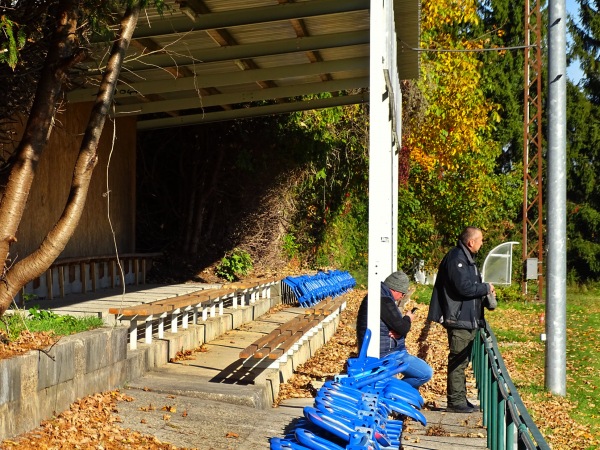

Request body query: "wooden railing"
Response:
[19, 253, 162, 303]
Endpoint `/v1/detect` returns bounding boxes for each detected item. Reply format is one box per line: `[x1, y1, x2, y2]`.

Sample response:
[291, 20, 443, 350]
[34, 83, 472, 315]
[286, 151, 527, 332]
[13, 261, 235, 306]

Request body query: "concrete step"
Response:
[119, 300, 488, 450]
[123, 303, 344, 410]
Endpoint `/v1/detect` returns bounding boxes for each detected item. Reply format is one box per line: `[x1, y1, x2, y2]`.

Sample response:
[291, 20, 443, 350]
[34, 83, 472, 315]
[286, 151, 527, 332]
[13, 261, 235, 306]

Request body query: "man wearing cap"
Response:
[356, 270, 433, 389]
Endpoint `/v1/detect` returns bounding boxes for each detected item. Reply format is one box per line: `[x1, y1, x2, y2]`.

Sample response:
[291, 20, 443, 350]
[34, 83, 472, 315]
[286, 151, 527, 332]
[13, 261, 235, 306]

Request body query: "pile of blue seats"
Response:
[270, 329, 426, 449]
[282, 270, 356, 307]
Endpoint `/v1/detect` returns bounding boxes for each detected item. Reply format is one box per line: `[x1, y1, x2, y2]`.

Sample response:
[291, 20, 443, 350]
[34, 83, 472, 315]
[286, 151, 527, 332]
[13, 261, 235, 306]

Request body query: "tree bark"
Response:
[0, 2, 141, 315]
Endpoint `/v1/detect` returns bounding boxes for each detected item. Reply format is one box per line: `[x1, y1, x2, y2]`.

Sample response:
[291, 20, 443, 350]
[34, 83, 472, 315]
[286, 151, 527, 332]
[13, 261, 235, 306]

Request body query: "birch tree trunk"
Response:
[0, 1, 141, 315]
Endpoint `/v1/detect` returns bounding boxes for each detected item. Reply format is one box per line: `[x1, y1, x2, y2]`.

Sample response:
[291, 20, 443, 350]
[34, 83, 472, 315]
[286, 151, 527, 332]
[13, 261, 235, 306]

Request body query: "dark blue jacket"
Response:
[428, 240, 490, 330]
[356, 283, 412, 357]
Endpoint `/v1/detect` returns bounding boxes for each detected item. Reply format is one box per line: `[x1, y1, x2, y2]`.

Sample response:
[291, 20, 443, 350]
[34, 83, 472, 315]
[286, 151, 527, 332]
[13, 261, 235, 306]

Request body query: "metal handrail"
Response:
[472, 321, 551, 450]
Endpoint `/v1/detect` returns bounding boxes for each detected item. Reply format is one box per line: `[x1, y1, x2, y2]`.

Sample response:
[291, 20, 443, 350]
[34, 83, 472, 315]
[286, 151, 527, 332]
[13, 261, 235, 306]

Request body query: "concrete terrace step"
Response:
[6, 281, 488, 449]
[124, 304, 345, 409]
[22, 282, 223, 323]
[117, 301, 487, 450]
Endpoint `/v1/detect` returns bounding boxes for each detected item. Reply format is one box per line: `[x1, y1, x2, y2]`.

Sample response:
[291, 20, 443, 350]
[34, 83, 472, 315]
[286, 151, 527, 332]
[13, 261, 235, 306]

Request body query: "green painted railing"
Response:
[472, 321, 551, 450]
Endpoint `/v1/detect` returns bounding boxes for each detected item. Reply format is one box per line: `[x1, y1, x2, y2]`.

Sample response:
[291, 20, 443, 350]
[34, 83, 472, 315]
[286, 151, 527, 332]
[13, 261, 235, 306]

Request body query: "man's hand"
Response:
[389, 330, 402, 339]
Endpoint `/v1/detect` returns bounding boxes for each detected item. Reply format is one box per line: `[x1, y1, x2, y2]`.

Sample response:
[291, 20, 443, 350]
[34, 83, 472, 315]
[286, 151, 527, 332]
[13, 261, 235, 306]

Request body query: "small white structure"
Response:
[481, 242, 520, 285]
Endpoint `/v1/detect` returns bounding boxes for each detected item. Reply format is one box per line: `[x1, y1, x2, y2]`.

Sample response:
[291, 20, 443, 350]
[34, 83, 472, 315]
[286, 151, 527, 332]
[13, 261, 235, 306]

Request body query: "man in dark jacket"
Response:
[428, 226, 495, 413]
[356, 270, 433, 389]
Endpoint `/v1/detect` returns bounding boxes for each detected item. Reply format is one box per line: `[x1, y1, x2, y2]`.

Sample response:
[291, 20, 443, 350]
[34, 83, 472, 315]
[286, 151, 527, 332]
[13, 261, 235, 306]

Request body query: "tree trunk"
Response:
[0, 2, 141, 316]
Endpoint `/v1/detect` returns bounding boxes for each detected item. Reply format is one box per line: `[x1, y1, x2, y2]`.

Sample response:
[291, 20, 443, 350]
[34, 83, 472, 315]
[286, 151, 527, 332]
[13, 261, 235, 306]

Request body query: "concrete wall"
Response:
[0, 292, 280, 441]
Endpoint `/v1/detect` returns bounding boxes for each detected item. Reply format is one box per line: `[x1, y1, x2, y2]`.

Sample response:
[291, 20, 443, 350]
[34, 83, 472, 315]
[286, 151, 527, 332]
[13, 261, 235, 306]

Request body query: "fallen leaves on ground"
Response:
[1, 391, 185, 449]
[2, 287, 598, 450]
[0, 330, 58, 360]
[276, 288, 599, 450]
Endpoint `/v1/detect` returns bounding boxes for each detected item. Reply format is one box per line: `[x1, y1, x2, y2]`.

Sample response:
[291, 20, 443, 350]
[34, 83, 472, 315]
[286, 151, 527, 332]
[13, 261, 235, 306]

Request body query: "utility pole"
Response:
[546, 0, 567, 396]
[522, 0, 544, 301]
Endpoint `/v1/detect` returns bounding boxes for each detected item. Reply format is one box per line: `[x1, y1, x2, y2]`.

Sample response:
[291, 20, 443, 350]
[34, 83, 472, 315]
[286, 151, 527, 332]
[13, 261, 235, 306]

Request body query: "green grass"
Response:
[563, 287, 600, 434]
[413, 281, 600, 446]
[3, 306, 104, 340]
[493, 327, 531, 342]
[491, 284, 600, 446]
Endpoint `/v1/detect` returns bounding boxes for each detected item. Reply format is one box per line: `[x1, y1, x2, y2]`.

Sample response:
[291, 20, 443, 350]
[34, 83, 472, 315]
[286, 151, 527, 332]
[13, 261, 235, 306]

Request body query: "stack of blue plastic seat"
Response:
[270, 329, 426, 449]
[282, 270, 356, 307]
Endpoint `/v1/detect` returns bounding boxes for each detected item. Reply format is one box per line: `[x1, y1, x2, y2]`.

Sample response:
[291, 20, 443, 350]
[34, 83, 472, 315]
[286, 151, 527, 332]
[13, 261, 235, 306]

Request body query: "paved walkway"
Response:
[115, 345, 488, 450]
[29, 283, 489, 449]
[113, 328, 488, 450]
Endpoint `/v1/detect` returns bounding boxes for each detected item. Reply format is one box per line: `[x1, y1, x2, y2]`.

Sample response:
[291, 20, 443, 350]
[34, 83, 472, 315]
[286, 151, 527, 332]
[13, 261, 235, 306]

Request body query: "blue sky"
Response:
[566, 0, 584, 83]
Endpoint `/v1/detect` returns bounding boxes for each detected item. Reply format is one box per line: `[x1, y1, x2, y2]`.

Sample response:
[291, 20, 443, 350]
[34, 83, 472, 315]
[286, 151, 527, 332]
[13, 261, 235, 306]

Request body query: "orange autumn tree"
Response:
[399, 0, 522, 265]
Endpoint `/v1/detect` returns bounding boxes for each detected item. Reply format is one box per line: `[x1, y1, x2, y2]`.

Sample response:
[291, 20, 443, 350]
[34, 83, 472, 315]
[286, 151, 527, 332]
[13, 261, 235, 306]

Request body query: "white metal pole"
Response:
[367, 0, 396, 357]
[546, 0, 567, 396]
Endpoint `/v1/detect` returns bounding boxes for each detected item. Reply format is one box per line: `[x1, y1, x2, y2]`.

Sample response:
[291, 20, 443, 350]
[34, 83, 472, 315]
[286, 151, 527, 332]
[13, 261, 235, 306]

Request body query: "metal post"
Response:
[522, 0, 544, 298]
[545, 0, 567, 396]
[368, 0, 388, 357]
[367, 0, 398, 357]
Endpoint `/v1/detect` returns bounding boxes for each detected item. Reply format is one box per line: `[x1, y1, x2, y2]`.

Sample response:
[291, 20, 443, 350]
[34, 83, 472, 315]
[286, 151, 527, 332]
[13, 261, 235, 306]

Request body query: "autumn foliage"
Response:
[399, 0, 521, 265]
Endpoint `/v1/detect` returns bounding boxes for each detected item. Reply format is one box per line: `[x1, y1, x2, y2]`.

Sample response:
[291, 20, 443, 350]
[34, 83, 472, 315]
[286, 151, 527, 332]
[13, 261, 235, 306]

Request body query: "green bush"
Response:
[282, 233, 300, 260]
[216, 248, 253, 281]
[495, 283, 528, 303]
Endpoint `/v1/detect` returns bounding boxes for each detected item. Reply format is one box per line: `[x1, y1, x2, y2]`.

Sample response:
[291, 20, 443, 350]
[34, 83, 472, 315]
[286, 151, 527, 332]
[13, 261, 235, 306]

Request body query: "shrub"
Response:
[216, 248, 253, 281]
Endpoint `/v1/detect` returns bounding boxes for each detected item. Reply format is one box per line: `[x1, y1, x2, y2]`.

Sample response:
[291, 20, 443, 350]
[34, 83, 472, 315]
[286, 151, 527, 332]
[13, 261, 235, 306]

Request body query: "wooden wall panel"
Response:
[9, 102, 136, 260]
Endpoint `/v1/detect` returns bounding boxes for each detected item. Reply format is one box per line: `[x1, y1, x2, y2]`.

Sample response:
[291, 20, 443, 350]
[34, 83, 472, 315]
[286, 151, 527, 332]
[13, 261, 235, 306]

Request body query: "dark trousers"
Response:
[446, 327, 477, 407]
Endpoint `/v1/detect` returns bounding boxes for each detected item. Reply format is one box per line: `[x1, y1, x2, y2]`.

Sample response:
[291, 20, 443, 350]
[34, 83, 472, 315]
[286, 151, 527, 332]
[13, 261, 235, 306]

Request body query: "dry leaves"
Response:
[170, 345, 208, 362]
[277, 289, 599, 450]
[2, 287, 598, 449]
[0, 330, 58, 360]
[1, 391, 185, 449]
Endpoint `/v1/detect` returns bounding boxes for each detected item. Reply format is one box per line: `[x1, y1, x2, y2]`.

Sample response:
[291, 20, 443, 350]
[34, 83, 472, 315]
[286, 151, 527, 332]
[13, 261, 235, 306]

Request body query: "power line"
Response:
[400, 41, 537, 53]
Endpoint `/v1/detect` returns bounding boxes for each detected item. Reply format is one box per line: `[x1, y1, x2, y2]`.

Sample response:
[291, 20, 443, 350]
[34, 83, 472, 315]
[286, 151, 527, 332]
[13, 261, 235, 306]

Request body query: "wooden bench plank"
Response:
[108, 289, 228, 316]
[240, 311, 327, 360]
[239, 314, 311, 358]
[109, 303, 170, 317]
[225, 278, 278, 289]
[322, 296, 346, 314]
[267, 316, 323, 359]
[240, 327, 285, 359]
[267, 331, 306, 359]
[303, 297, 332, 314]
[253, 332, 294, 358]
[109, 281, 278, 317]
[252, 316, 316, 358]
[304, 296, 346, 315]
[149, 289, 226, 309]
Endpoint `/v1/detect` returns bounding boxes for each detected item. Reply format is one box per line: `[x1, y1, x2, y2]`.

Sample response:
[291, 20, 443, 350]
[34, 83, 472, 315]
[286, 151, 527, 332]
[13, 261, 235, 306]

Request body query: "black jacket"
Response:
[428, 241, 490, 330]
[356, 283, 412, 357]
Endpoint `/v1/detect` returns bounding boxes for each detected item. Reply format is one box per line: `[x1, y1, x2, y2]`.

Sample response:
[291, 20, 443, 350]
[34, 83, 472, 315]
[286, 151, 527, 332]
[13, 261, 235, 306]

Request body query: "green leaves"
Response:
[565, 80, 600, 281]
[0, 16, 26, 70]
[399, 0, 523, 267]
[279, 100, 369, 271]
[216, 248, 253, 282]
